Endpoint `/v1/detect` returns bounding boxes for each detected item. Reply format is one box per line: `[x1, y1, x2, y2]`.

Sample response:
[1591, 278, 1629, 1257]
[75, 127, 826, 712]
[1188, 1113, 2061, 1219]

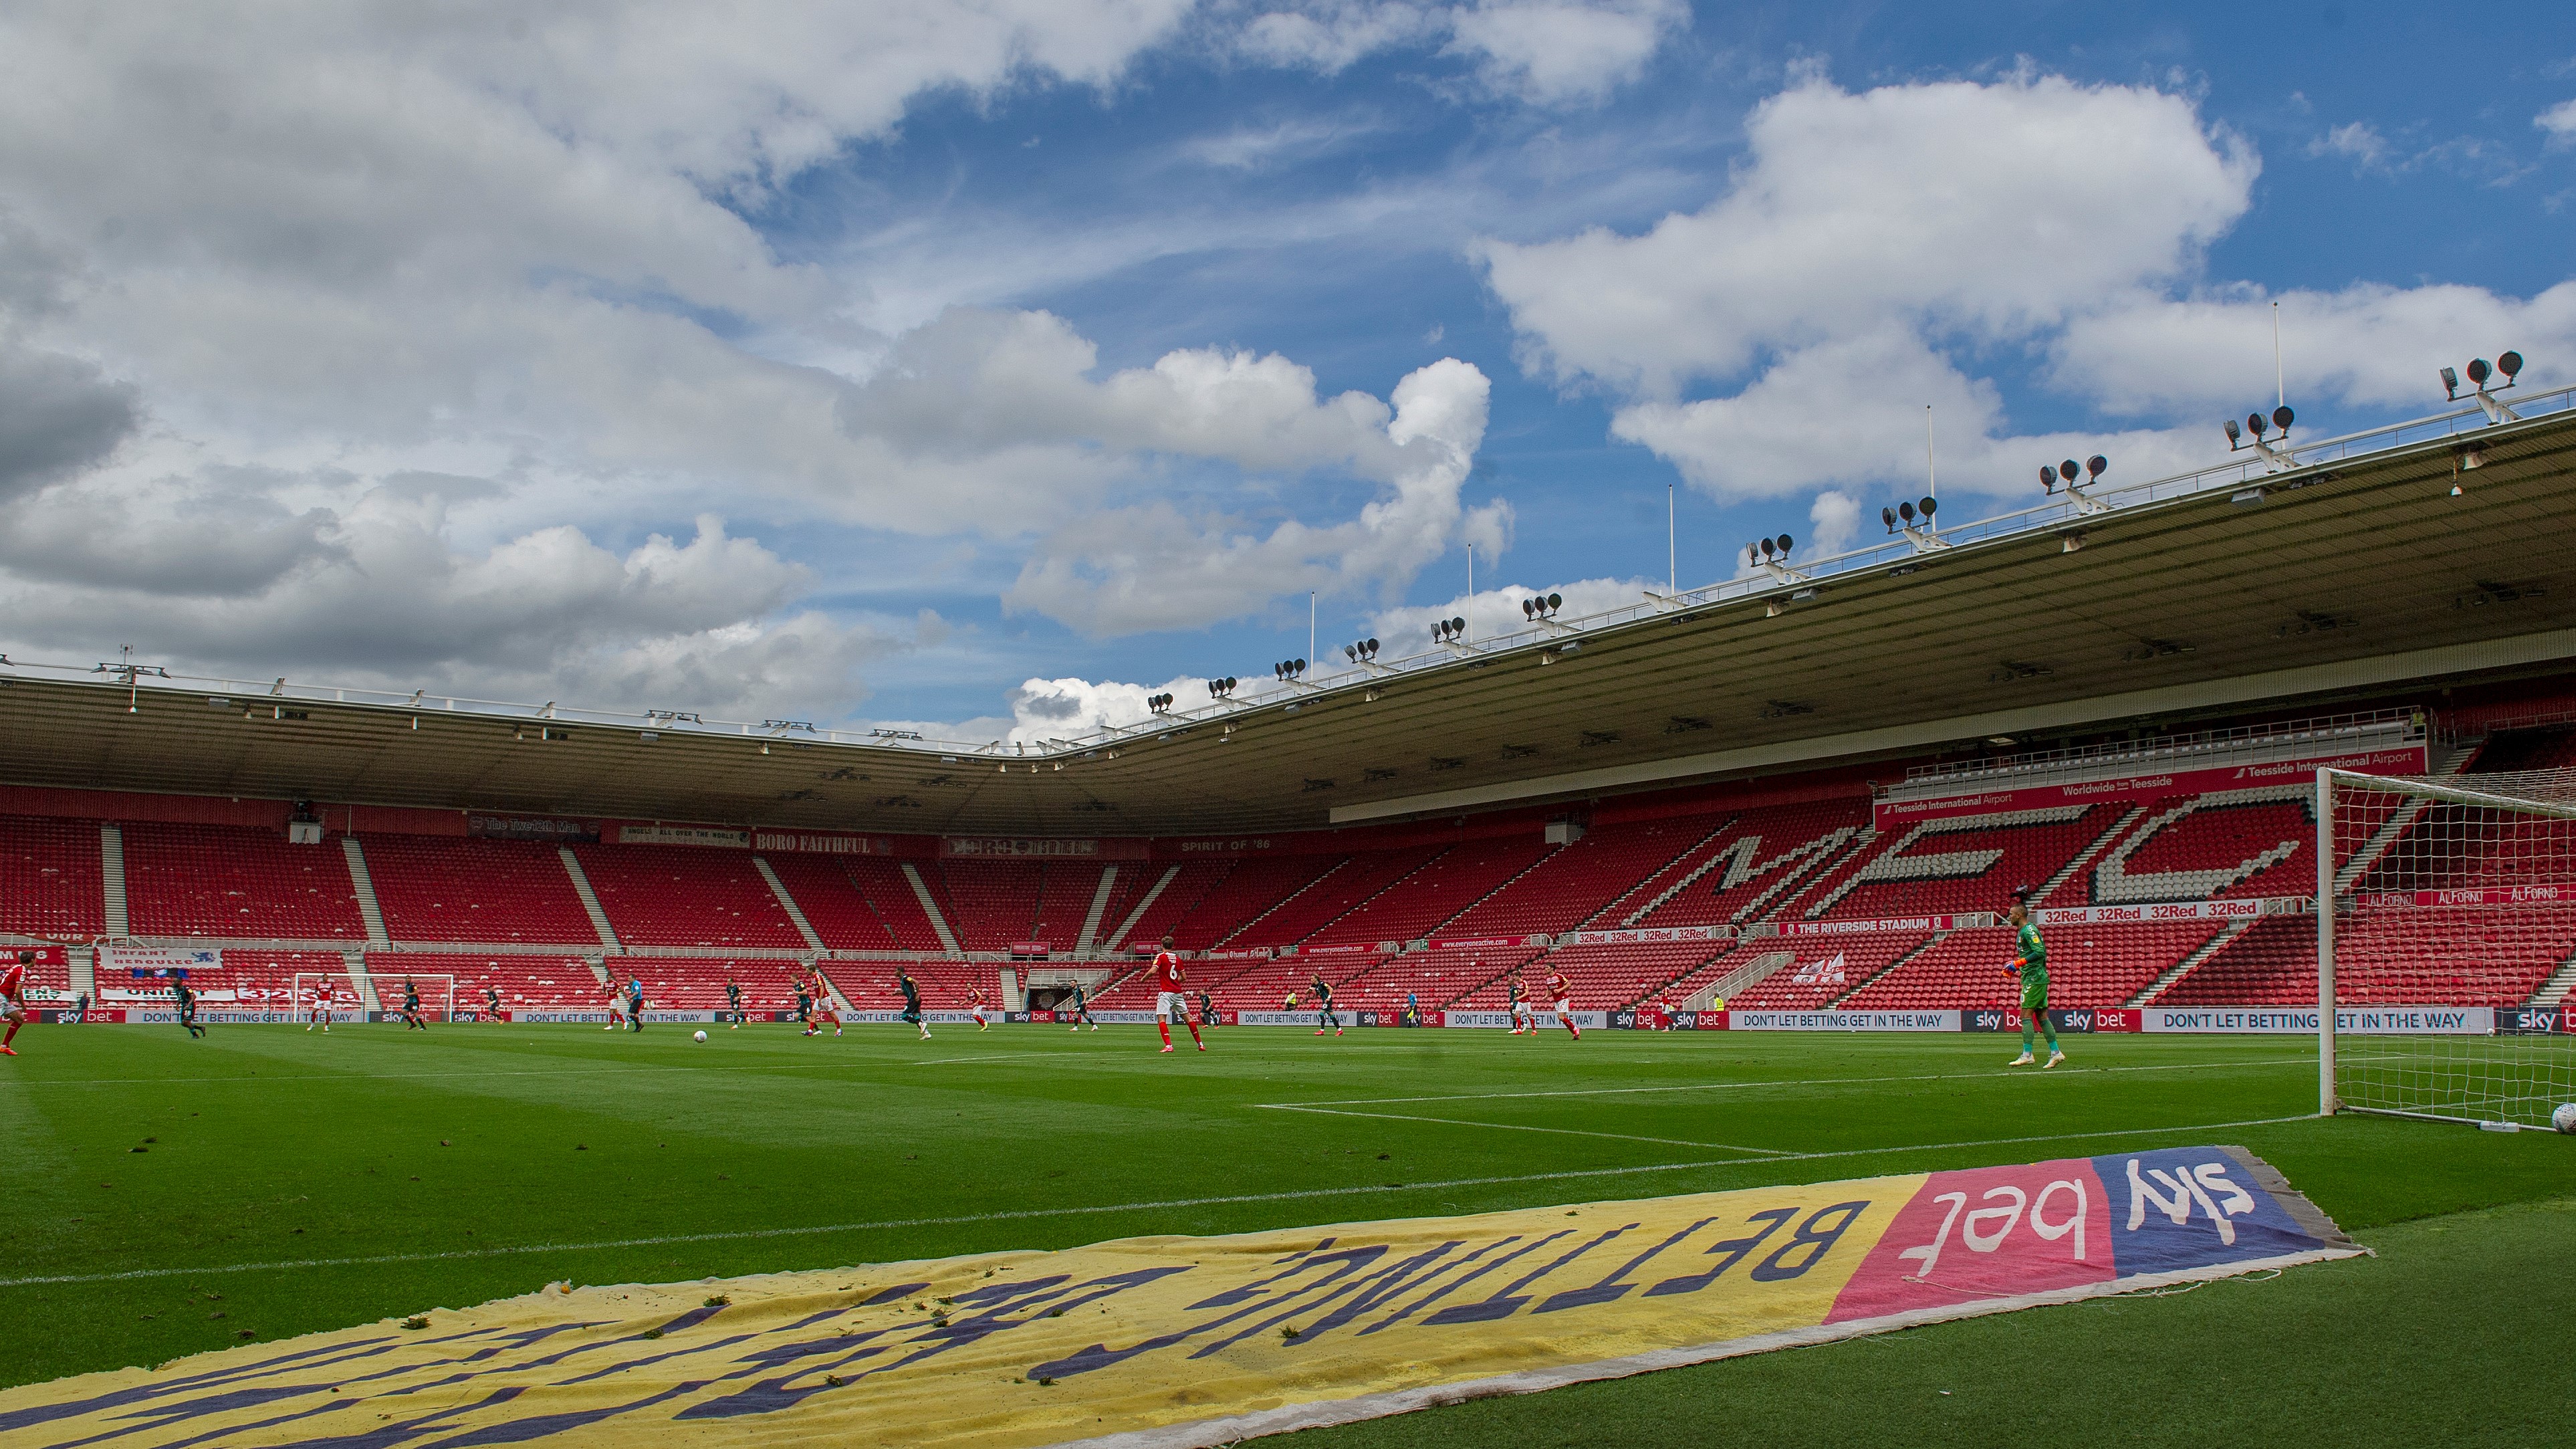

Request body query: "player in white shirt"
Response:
[1151, 935, 1204, 1054]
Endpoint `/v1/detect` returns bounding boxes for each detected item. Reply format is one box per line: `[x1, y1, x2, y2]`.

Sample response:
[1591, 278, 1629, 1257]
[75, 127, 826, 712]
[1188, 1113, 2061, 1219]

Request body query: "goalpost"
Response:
[290, 972, 457, 1021]
[2317, 766, 2576, 1129]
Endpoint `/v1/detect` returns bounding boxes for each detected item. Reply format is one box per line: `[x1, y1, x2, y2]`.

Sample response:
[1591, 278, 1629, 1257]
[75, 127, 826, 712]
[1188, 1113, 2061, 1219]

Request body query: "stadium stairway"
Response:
[751, 856, 830, 953]
[2527, 948, 2576, 1007]
[898, 862, 964, 953]
[2030, 804, 2147, 905]
[2131, 919, 2254, 1006]
[1824, 930, 1950, 1008]
[1074, 865, 1119, 952]
[1211, 857, 1354, 948]
[1722, 822, 1875, 928]
[1100, 864, 1179, 952]
[100, 824, 129, 936]
[557, 847, 621, 949]
[342, 837, 393, 948]
[1615, 818, 1761, 925]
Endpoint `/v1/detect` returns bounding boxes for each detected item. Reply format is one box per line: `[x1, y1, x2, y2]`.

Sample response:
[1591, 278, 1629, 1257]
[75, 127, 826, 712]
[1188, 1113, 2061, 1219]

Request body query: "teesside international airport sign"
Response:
[1873, 745, 2427, 831]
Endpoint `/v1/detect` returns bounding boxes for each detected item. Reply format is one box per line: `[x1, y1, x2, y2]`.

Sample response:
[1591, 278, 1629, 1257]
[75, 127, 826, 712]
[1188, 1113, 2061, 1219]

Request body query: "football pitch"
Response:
[5, 1022, 2571, 1447]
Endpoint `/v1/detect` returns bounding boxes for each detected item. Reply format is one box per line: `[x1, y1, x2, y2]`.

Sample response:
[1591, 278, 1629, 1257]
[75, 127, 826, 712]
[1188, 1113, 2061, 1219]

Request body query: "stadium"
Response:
[9, 13, 2576, 1448]
[3, 378, 2574, 1446]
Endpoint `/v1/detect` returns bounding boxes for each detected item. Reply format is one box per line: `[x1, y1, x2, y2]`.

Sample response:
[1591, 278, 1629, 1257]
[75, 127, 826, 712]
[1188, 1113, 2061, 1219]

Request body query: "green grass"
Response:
[3, 1022, 2569, 1444]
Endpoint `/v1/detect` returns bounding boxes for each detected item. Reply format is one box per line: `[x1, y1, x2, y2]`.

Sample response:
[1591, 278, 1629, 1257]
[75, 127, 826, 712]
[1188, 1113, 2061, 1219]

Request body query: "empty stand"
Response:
[1632, 802, 1871, 929]
[760, 855, 933, 951]
[1310, 837, 1552, 945]
[1230, 847, 1443, 948]
[1836, 921, 2222, 1010]
[360, 836, 597, 943]
[372, 953, 606, 1013]
[0, 816, 104, 938]
[1441, 816, 1724, 939]
[1169, 858, 1345, 950]
[2156, 908, 2575, 1008]
[122, 824, 366, 939]
[570, 845, 805, 949]
[1790, 804, 2110, 921]
[1726, 932, 1934, 1012]
[931, 860, 1044, 951]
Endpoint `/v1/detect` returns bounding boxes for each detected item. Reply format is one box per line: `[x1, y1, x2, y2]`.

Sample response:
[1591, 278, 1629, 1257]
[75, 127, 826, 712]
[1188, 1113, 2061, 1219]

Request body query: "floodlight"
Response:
[2498, 350, 2523, 380]
[1758, 538, 1774, 558]
[1897, 500, 1915, 522]
[2440, 366, 2460, 398]
[2224, 417, 2242, 443]
[1919, 497, 1935, 518]
[1365, 638, 1377, 655]
[2059, 458, 2079, 482]
[2038, 465, 2057, 491]
[2087, 455, 2107, 481]
[1449, 617, 1463, 634]
[2467, 358, 2490, 386]
[1546, 592, 1561, 610]
[2272, 405, 2294, 431]
[2248, 411, 2268, 439]
[1882, 506, 1897, 530]
[1776, 534, 1793, 554]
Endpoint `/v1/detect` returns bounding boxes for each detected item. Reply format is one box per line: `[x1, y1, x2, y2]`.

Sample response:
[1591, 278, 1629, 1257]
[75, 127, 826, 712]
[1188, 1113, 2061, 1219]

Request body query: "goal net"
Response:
[289, 972, 368, 1021]
[291, 972, 457, 1021]
[2319, 766, 2576, 1128]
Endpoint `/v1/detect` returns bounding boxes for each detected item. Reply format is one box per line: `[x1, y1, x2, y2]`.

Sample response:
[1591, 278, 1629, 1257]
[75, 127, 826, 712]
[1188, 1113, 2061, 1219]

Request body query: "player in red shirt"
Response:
[0, 950, 31, 1055]
[1152, 934, 1204, 1054]
[1541, 966, 1583, 1040]
[965, 984, 991, 1032]
[306, 978, 334, 1032]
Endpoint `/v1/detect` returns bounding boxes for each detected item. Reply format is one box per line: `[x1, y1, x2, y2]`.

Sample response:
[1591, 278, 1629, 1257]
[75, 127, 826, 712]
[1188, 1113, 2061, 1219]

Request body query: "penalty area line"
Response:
[0, 1115, 2309, 1291]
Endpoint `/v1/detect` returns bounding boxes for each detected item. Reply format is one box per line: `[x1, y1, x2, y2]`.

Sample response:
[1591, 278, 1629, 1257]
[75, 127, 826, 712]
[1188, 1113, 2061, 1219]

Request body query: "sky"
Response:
[1, 2, 2571, 747]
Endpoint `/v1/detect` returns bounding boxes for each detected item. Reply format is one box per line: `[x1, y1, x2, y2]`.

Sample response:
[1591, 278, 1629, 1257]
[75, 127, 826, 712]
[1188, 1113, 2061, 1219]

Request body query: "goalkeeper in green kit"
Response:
[2004, 889, 2063, 1068]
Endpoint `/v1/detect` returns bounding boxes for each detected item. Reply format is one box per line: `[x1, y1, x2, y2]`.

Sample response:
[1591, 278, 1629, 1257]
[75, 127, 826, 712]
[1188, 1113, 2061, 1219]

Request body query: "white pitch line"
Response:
[1258, 1056, 2307, 1109]
[1261, 1104, 1790, 1155]
[0, 1115, 2313, 1291]
[910, 1054, 1044, 1067]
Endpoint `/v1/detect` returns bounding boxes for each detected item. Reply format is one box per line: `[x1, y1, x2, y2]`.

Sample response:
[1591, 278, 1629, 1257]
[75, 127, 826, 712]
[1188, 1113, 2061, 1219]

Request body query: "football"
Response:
[693, 1030, 709, 1043]
[2553, 1103, 2576, 1135]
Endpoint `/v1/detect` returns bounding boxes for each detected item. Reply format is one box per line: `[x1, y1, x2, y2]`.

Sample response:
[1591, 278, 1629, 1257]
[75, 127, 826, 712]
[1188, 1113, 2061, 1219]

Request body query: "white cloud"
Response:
[1366, 573, 1659, 649]
[2310, 120, 2390, 171]
[1482, 72, 2576, 510]
[1005, 357, 1506, 634]
[2540, 98, 2576, 148]
[1444, 0, 1687, 105]
[2053, 282, 2576, 416]
[1805, 489, 1862, 557]
[1483, 74, 2257, 396]
[0, 1, 1594, 720]
[1238, 1, 1684, 106]
[1004, 674, 1214, 746]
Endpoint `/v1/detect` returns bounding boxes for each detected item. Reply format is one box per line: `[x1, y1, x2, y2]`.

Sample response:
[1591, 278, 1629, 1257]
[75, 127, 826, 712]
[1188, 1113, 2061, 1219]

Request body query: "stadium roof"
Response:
[5, 393, 2573, 837]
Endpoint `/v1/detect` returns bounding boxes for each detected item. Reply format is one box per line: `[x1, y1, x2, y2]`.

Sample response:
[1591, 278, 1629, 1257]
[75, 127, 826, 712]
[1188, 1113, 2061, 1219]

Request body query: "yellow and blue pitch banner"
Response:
[0, 1146, 2355, 1449]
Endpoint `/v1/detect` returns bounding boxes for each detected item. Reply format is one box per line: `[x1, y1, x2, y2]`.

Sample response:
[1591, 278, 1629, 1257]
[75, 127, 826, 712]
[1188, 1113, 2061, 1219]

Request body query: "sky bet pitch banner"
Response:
[0, 1147, 2355, 1449]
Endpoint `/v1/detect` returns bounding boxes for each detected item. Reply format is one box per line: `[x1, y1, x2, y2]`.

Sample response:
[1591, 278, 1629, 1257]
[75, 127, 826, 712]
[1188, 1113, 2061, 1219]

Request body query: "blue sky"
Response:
[0, 3, 2569, 743]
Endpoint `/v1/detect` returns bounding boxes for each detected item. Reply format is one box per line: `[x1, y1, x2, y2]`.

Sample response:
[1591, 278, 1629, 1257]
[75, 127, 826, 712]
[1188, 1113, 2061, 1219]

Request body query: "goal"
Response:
[290, 972, 457, 1022]
[2317, 766, 2576, 1128]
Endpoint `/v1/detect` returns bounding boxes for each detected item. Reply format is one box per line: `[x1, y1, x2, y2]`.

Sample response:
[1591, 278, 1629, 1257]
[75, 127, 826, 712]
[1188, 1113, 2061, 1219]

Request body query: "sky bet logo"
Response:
[2500, 1007, 2569, 1034]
